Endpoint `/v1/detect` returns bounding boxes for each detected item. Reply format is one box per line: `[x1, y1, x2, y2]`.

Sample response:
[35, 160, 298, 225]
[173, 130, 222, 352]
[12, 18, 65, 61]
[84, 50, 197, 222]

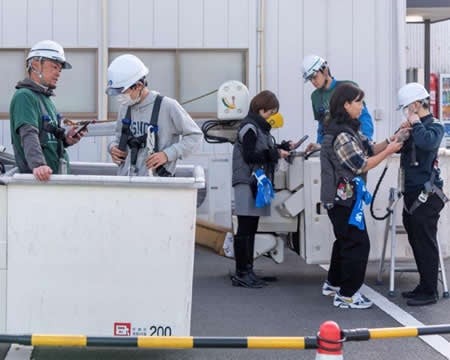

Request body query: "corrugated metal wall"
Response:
[406, 19, 450, 73]
[0, 0, 405, 160]
[265, 0, 406, 144]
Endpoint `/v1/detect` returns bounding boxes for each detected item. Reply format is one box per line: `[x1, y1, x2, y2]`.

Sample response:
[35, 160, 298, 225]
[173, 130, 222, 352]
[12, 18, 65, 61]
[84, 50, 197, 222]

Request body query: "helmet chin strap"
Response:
[136, 87, 144, 103]
[30, 57, 55, 89]
[319, 68, 330, 90]
[136, 85, 150, 104]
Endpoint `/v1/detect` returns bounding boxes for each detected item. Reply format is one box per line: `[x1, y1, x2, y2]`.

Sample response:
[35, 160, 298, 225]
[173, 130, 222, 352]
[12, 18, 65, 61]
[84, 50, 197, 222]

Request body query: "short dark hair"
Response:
[249, 90, 279, 114]
[329, 83, 365, 124]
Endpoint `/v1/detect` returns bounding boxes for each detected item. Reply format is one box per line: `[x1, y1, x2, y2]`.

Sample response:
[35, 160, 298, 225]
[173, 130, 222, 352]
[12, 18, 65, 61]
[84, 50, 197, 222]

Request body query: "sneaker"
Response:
[333, 291, 373, 309]
[322, 280, 340, 296]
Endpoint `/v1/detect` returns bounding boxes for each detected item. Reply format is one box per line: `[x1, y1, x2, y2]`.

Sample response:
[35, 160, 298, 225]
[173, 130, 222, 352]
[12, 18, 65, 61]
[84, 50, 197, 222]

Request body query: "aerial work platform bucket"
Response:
[0, 162, 205, 337]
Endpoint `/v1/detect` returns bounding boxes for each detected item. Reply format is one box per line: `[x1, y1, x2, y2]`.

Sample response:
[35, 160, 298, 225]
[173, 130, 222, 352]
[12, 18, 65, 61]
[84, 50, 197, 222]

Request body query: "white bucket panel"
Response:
[302, 151, 450, 264]
[1, 167, 203, 336]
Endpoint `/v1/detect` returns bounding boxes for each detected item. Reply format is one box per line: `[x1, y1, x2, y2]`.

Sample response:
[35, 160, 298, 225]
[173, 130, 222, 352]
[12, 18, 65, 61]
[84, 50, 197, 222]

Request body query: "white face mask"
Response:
[402, 104, 418, 119]
[117, 93, 139, 106]
[401, 106, 410, 119]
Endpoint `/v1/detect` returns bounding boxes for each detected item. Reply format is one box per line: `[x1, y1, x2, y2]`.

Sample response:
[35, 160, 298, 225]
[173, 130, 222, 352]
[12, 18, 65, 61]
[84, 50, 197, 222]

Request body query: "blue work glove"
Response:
[254, 168, 274, 208]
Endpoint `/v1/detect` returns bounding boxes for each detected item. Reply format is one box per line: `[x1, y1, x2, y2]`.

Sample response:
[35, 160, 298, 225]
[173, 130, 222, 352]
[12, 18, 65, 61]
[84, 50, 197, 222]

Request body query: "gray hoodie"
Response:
[109, 90, 203, 176]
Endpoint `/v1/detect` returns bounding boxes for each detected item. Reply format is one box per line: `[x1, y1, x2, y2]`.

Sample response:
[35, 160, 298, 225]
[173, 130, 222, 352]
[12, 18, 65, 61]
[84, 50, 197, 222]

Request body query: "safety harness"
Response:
[118, 95, 168, 176]
[404, 159, 449, 214]
[37, 94, 68, 174]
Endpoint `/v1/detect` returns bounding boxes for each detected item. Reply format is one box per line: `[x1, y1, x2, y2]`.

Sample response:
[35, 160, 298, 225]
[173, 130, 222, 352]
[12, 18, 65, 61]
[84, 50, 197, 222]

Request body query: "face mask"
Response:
[402, 104, 417, 119]
[117, 93, 139, 106]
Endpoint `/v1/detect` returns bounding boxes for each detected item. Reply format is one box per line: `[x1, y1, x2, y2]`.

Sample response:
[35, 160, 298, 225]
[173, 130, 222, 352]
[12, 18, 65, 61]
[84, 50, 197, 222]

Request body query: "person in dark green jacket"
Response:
[302, 54, 374, 153]
[10, 40, 86, 181]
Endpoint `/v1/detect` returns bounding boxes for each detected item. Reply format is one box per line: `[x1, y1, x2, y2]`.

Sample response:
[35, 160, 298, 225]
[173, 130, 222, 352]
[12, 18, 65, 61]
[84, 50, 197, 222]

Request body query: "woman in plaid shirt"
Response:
[320, 83, 403, 309]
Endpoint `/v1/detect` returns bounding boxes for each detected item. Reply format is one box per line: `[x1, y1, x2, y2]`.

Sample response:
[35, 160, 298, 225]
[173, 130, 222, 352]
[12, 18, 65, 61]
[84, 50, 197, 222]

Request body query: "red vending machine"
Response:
[429, 73, 438, 118]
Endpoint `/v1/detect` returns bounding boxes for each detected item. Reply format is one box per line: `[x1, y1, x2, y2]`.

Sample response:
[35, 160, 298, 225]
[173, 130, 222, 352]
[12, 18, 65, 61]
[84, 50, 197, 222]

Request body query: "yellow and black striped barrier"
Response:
[0, 334, 318, 349]
[0, 324, 449, 349]
[345, 324, 450, 340]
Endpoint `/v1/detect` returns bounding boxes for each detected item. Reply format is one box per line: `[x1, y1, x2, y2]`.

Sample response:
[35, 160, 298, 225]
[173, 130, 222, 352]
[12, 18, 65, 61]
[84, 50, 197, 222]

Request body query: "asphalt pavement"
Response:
[5, 245, 446, 360]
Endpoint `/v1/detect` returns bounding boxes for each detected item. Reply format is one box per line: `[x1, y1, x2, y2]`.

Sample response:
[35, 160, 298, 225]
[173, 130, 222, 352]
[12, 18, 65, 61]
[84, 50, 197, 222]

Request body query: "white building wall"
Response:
[0, 0, 405, 157]
[0, 0, 100, 48]
[406, 19, 450, 74]
[265, 0, 405, 144]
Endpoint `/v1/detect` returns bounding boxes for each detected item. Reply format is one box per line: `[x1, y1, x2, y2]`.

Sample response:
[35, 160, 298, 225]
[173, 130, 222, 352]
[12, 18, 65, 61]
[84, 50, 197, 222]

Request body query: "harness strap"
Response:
[404, 161, 449, 214]
[434, 186, 450, 204]
[38, 97, 50, 146]
[128, 133, 148, 168]
[119, 95, 164, 169]
[150, 95, 163, 152]
[37, 94, 66, 173]
[405, 185, 448, 215]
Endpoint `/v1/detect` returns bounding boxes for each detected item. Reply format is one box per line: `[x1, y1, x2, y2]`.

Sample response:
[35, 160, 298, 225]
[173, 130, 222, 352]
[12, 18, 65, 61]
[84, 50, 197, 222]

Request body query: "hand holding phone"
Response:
[291, 135, 309, 151]
[74, 120, 94, 136]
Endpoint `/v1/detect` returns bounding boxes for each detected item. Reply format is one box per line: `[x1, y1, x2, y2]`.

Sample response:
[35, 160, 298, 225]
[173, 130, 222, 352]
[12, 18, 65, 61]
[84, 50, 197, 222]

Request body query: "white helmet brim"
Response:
[105, 86, 125, 96]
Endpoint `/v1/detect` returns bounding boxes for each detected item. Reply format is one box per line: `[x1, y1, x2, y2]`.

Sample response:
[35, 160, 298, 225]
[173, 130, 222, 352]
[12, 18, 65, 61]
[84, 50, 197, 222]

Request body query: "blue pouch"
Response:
[349, 176, 372, 230]
[253, 168, 274, 208]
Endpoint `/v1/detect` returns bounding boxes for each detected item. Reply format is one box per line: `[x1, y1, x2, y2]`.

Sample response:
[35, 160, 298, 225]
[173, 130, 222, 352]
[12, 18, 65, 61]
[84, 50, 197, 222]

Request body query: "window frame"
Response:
[0, 48, 249, 121]
[53, 48, 99, 120]
[107, 48, 249, 120]
[0, 48, 27, 119]
[0, 48, 98, 120]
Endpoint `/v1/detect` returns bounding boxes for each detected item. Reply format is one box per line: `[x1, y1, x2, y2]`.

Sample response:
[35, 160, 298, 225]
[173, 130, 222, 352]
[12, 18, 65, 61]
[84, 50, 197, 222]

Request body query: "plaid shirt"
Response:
[333, 132, 373, 175]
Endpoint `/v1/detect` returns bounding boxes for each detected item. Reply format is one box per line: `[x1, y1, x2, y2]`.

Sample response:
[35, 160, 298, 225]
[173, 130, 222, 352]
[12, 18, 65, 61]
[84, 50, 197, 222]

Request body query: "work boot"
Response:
[246, 264, 267, 287]
[406, 293, 438, 306]
[231, 270, 265, 288]
[231, 235, 264, 289]
[401, 285, 423, 299]
[246, 234, 270, 285]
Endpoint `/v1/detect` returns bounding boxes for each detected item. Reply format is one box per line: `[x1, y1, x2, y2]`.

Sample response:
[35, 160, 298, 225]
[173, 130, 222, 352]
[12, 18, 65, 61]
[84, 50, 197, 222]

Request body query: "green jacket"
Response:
[10, 79, 69, 174]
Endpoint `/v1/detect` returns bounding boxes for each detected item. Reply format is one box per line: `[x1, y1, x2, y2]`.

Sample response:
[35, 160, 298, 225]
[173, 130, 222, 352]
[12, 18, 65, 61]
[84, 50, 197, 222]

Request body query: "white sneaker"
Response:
[333, 291, 373, 309]
[322, 280, 340, 296]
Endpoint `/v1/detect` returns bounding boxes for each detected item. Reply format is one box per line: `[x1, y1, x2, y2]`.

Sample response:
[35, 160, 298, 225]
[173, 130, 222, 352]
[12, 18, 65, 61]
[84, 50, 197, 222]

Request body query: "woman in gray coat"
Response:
[231, 90, 290, 288]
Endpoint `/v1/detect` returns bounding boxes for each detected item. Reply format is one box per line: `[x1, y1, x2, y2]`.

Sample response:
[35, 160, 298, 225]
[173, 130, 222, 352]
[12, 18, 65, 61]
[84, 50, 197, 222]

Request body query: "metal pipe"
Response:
[256, 0, 265, 92]
[424, 19, 431, 91]
[99, 0, 109, 161]
[395, 0, 407, 134]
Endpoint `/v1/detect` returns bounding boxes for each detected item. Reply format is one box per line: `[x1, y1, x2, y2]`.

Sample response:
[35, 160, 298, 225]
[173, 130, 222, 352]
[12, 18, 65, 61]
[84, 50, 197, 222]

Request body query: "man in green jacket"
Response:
[10, 40, 85, 181]
[302, 54, 374, 153]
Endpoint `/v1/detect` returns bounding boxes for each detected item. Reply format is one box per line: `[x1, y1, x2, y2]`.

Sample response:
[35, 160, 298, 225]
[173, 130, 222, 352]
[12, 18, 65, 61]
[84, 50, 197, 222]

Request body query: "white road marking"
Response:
[4, 344, 33, 360]
[320, 264, 450, 358]
[361, 284, 450, 359]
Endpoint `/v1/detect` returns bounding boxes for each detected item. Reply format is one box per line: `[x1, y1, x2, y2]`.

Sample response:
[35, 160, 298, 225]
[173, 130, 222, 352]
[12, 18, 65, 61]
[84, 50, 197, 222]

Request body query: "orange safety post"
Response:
[315, 320, 343, 359]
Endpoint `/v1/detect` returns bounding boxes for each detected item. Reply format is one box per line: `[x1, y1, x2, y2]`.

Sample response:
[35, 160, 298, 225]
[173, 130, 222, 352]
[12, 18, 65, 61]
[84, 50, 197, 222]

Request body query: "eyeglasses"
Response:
[44, 60, 63, 72]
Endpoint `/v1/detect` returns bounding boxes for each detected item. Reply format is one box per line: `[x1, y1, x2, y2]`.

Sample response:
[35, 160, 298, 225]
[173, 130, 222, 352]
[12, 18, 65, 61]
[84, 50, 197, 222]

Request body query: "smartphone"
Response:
[291, 135, 309, 150]
[74, 120, 93, 135]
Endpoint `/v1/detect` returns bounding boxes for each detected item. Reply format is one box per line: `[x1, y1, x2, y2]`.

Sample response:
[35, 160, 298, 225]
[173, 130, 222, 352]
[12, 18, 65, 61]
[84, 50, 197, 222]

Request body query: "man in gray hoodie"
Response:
[106, 54, 202, 176]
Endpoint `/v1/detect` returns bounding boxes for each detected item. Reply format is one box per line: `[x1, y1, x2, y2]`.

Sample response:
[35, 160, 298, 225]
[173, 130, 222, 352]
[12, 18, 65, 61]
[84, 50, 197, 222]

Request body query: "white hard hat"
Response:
[302, 54, 327, 82]
[397, 82, 430, 110]
[27, 40, 72, 69]
[106, 54, 149, 96]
